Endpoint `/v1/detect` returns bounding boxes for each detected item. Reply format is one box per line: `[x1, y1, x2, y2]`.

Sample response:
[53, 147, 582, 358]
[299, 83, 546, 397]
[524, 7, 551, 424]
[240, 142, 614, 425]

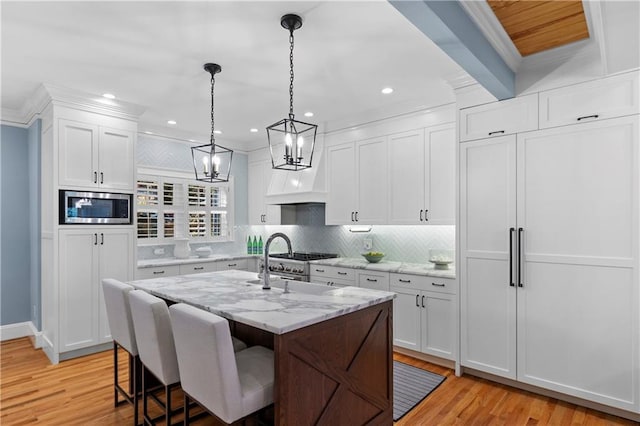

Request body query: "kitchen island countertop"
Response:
[127, 269, 395, 334]
[310, 257, 456, 279]
[137, 254, 256, 268]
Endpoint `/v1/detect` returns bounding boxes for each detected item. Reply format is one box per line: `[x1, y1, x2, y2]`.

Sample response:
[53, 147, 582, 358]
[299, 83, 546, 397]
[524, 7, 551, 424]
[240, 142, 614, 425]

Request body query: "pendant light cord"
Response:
[210, 74, 216, 146]
[289, 29, 295, 120]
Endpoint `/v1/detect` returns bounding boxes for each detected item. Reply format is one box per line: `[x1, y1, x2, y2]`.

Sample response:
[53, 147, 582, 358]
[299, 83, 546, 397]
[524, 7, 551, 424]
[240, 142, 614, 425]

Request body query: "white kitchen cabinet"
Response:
[459, 93, 538, 142]
[388, 123, 455, 225]
[357, 271, 390, 291]
[539, 70, 639, 129]
[310, 265, 355, 287]
[59, 228, 134, 352]
[216, 258, 248, 271]
[135, 265, 180, 280]
[391, 273, 456, 360]
[326, 137, 388, 225]
[459, 116, 639, 412]
[248, 160, 281, 225]
[58, 119, 134, 191]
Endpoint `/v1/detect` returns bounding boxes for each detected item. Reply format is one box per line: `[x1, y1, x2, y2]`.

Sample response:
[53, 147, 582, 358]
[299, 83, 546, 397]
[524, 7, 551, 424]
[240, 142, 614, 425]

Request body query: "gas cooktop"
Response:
[268, 252, 339, 261]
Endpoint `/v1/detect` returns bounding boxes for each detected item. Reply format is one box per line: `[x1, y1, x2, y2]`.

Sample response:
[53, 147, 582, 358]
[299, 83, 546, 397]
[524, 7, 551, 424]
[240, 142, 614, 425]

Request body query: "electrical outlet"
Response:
[154, 248, 165, 255]
[363, 238, 373, 250]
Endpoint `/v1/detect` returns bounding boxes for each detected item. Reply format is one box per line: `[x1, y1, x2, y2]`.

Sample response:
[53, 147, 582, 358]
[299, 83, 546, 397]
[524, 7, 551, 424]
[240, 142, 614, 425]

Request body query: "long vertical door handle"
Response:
[419, 209, 423, 222]
[100, 233, 104, 245]
[355, 211, 358, 222]
[518, 228, 524, 287]
[415, 295, 420, 307]
[424, 209, 429, 222]
[509, 228, 515, 287]
[100, 172, 104, 184]
[351, 212, 354, 222]
[93, 171, 98, 184]
[94, 233, 98, 245]
[421, 295, 425, 308]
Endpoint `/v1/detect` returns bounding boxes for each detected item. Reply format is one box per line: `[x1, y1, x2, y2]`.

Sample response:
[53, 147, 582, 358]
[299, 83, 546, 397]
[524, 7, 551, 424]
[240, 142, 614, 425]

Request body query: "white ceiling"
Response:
[1, 1, 464, 151]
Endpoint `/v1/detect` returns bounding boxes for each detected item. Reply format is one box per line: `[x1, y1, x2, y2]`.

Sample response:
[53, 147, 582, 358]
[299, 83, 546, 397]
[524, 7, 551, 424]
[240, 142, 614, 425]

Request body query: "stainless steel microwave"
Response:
[59, 190, 132, 225]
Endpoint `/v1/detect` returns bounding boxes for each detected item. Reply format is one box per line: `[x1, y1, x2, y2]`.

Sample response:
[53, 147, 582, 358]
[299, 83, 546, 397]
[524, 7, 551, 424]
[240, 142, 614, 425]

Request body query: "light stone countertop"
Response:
[138, 254, 257, 268]
[309, 257, 456, 279]
[127, 269, 395, 335]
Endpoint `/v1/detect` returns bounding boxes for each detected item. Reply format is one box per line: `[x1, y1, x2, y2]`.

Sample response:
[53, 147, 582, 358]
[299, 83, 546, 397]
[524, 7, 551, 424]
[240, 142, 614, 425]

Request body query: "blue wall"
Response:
[0, 125, 32, 326]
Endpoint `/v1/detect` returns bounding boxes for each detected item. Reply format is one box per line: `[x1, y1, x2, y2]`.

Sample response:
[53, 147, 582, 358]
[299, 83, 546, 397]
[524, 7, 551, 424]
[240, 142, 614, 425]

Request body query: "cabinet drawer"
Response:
[309, 265, 355, 281]
[217, 259, 248, 271]
[136, 265, 180, 280]
[459, 93, 538, 142]
[311, 277, 354, 288]
[390, 273, 457, 294]
[179, 262, 217, 275]
[539, 71, 639, 129]
[357, 271, 390, 291]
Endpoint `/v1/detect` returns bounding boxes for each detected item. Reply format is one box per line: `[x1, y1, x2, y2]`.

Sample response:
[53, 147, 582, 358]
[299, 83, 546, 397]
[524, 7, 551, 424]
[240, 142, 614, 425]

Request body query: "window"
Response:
[136, 171, 234, 243]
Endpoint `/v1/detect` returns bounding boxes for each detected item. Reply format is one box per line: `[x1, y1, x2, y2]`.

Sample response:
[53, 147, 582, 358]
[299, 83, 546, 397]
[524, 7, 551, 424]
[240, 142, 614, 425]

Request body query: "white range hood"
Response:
[264, 139, 327, 205]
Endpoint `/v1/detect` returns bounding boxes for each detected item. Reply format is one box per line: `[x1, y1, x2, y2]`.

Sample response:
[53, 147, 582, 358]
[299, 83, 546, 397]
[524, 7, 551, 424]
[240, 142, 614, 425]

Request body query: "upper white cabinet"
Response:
[459, 115, 639, 412]
[248, 159, 281, 225]
[539, 70, 639, 129]
[388, 123, 455, 225]
[58, 119, 134, 191]
[326, 137, 388, 225]
[459, 93, 538, 142]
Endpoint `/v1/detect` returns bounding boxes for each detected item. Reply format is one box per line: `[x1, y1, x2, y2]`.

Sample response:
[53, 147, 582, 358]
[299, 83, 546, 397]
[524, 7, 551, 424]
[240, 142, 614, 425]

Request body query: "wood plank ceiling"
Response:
[487, 0, 590, 56]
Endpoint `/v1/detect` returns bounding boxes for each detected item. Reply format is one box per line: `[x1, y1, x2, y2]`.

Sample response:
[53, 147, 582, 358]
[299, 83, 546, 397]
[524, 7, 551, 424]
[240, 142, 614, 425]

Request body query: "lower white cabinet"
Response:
[391, 274, 456, 361]
[310, 265, 355, 287]
[59, 228, 134, 352]
[357, 271, 390, 291]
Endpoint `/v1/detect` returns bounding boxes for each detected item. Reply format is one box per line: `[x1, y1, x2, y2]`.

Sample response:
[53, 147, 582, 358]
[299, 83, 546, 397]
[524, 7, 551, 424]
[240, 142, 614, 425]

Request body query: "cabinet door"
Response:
[99, 127, 134, 191]
[326, 143, 356, 225]
[459, 135, 517, 379]
[58, 120, 99, 188]
[425, 124, 455, 225]
[388, 129, 425, 224]
[59, 230, 98, 351]
[97, 229, 134, 343]
[515, 116, 639, 411]
[248, 160, 281, 225]
[355, 137, 387, 224]
[358, 271, 390, 291]
[391, 287, 421, 351]
[421, 291, 456, 360]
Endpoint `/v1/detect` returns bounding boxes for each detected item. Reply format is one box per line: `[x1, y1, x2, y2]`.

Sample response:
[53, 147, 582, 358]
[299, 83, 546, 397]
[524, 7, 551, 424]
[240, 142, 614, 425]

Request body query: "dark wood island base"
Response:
[274, 300, 393, 425]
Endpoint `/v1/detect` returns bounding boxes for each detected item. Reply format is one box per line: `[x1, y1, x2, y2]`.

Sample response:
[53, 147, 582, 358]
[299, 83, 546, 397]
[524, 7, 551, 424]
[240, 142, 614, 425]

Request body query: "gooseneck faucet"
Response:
[262, 232, 293, 290]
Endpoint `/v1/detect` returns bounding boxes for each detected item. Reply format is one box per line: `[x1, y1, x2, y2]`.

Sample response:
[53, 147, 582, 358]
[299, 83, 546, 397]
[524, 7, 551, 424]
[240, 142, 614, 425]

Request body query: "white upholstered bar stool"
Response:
[101, 278, 141, 426]
[169, 303, 275, 425]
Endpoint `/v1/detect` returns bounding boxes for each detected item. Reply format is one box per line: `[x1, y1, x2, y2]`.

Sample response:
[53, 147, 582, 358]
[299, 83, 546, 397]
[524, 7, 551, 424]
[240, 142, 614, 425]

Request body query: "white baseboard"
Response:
[1, 321, 43, 348]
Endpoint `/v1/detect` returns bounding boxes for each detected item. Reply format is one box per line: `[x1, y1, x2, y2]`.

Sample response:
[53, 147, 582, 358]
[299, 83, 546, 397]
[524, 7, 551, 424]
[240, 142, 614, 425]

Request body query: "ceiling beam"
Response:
[389, 0, 515, 100]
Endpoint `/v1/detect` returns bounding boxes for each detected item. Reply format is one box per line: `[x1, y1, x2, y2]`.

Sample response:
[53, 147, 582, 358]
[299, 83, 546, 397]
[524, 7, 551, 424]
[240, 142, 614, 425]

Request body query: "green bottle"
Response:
[247, 236, 252, 255]
[252, 236, 258, 255]
[258, 236, 264, 255]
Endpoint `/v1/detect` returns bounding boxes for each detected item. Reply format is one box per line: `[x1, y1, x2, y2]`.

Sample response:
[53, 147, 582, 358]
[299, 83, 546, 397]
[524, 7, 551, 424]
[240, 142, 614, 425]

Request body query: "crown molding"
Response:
[459, 0, 522, 72]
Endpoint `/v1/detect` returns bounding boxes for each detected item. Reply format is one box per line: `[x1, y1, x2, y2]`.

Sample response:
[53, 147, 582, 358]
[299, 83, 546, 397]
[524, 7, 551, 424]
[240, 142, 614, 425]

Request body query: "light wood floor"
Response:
[1, 338, 636, 425]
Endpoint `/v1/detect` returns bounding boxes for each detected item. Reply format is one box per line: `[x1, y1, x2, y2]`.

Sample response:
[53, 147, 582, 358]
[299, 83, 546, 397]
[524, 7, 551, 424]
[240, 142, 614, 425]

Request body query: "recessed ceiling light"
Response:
[167, 120, 177, 125]
[381, 87, 394, 94]
[102, 93, 115, 99]
[304, 112, 314, 117]
[144, 131, 153, 135]
[250, 128, 258, 133]
[213, 130, 222, 134]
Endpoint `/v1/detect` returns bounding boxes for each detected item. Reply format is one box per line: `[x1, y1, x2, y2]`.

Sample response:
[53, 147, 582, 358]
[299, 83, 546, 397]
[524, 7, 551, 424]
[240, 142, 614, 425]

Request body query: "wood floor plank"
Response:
[1, 339, 637, 425]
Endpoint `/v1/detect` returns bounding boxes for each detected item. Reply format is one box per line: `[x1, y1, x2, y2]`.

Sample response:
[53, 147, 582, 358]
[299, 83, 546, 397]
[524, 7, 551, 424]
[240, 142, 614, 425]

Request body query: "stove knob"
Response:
[278, 264, 285, 271]
[285, 266, 292, 272]
[269, 265, 275, 271]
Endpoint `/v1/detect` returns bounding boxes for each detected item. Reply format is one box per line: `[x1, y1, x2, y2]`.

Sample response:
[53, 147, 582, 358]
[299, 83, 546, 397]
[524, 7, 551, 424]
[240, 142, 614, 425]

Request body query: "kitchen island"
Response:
[128, 269, 395, 425]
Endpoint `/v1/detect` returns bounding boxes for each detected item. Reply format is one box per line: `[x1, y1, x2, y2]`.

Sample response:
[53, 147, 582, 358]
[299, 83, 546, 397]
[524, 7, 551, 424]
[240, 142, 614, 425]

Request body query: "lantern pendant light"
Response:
[191, 63, 233, 183]
[266, 14, 317, 171]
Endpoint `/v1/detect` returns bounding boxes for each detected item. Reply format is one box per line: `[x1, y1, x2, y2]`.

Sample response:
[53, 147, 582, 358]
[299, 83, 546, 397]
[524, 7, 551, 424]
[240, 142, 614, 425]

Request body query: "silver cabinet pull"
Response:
[431, 282, 445, 287]
[366, 278, 377, 282]
[509, 227, 515, 287]
[518, 227, 524, 288]
[488, 130, 505, 136]
[577, 114, 599, 121]
[399, 278, 411, 283]
[153, 270, 165, 275]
